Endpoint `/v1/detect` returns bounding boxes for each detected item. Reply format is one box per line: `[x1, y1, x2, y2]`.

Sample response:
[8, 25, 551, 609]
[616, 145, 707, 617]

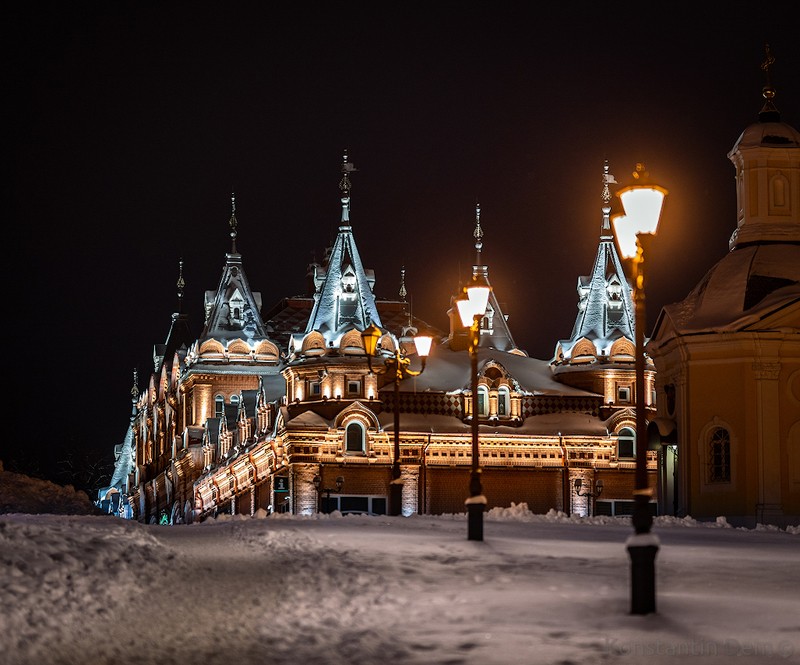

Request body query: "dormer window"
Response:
[477, 385, 489, 417]
[228, 288, 245, 326]
[498, 386, 510, 416]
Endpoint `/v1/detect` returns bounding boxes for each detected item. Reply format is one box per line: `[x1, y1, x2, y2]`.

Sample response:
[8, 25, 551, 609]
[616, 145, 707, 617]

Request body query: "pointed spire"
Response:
[759, 43, 780, 122]
[559, 161, 635, 359]
[399, 266, 407, 301]
[176, 257, 185, 313]
[473, 201, 484, 266]
[131, 368, 140, 421]
[601, 160, 617, 236]
[339, 151, 357, 225]
[229, 192, 238, 254]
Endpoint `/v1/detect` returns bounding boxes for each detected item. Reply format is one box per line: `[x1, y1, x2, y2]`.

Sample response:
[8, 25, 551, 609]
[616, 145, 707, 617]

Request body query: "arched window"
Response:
[345, 422, 365, 453]
[708, 428, 731, 483]
[214, 395, 225, 418]
[477, 385, 489, 417]
[498, 386, 510, 416]
[617, 427, 635, 459]
[230, 394, 240, 406]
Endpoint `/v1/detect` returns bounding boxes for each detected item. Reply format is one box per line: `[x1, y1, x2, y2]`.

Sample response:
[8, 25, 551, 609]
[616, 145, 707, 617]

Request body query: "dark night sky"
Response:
[5, 2, 800, 480]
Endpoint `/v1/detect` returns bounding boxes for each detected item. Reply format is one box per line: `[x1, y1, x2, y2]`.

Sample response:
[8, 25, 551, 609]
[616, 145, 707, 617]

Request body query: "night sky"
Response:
[5, 2, 800, 484]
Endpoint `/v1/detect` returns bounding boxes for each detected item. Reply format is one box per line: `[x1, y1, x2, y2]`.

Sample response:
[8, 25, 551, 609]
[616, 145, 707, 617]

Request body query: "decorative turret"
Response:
[296, 152, 382, 351]
[554, 162, 636, 363]
[185, 196, 280, 369]
[728, 44, 800, 249]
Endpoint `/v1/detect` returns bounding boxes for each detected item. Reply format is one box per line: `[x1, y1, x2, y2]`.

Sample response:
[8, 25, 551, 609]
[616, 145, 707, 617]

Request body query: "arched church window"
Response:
[708, 428, 731, 483]
[214, 395, 225, 418]
[345, 422, 365, 453]
[617, 427, 635, 459]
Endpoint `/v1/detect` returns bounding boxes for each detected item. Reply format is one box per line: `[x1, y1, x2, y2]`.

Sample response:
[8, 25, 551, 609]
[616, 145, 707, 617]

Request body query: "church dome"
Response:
[729, 120, 800, 154]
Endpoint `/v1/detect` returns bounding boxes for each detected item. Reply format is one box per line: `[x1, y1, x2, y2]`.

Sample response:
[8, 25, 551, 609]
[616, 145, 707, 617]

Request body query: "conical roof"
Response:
[303, 153, 382, 343]
[556, 162, 635, 360]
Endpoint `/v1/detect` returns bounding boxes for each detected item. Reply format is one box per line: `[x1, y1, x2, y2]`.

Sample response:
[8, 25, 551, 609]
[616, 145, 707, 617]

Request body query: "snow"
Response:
[1, 501, 798, 665]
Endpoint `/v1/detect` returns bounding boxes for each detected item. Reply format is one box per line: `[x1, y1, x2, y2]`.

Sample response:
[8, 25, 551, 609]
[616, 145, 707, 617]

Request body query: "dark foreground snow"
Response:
[1, 509, 798, 665]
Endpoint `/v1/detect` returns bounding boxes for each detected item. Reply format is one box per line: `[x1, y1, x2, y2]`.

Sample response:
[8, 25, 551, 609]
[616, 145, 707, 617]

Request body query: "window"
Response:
[347, 380, 361, 396]
[617, 427, 635, 459]
[345, 422, 365, 453]
[214, 395, 225, 418]
[477, 385, 489, 417]
[230, 394, 240, 405]
[617, 386, 631, 402]
[309, 380, 321, 396]
[498, 386, 510, 416]
[708, 428, 731, 482]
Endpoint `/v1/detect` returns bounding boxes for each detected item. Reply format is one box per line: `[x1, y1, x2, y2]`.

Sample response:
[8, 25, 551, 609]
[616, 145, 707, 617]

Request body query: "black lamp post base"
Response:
[467, 503, 484, 541]
[627, 538, 659, 614]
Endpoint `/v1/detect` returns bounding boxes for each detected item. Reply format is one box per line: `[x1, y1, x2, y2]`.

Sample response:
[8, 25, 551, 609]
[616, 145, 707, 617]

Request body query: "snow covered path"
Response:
[1, 513, 798, 665]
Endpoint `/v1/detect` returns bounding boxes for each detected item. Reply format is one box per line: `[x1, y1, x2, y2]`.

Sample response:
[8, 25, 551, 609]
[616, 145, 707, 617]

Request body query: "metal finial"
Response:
[758, 43, 781, 121]
[229, 192, 238, 253]
[473, 202, 484, 257]
[131, 368, 140, 400]
[601, 160, 617, 232]
[399, 266, 407, 301]
[177, 257, 185, 310]
[339, 151, 356, 224]
[761, 43, 776, 101]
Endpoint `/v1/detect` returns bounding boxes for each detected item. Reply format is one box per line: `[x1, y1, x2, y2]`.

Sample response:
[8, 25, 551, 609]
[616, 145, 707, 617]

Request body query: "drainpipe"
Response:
[559, 432, 570, 517]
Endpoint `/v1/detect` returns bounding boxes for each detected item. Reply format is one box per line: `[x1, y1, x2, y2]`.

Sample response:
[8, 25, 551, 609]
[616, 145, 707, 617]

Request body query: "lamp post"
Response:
[455, 274, 492, 541]
[361, 323, 433, 516]
[574, 477, 604, 517]
[313, 474, 344, 514]
[612, 162, 667, 615]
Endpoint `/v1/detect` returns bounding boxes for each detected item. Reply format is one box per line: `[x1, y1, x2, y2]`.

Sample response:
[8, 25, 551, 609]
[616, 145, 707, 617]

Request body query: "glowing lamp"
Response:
[456, 275, 492, 327]
[361, 322, 382, 357]
[456, 291, 477, 327]
[413, 333, 433, 358]
[612, 164, 668, 259]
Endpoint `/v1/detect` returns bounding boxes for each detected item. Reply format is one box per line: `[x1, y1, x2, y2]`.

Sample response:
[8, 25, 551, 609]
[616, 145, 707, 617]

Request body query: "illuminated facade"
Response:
[648, 73, 800, 527]
[107, 156, 652, 523]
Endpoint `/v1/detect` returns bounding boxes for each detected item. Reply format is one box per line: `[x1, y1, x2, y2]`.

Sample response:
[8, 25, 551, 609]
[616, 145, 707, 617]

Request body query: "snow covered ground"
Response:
[1, 508, 798, 665]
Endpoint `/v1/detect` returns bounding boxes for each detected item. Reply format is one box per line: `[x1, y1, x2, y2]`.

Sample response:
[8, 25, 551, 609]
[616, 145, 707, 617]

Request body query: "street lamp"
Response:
[361, 323, 433, 516]
[612, 162, 667, 615]
[574, 478, 604, 517]
[313, 474, 344, 514]
[455, 273, 492, 541]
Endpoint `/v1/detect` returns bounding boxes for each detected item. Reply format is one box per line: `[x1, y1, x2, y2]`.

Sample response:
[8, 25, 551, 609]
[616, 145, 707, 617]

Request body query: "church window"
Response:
[230, 394, 240, 405]
[618, 386, 631, 403]
[347, 380, 361, 396]
[214, 395, 224, 418]
[617, 427, 635, 459]
[345, 422, 365, 453]
[708, 428, 731, 483]
[309, 380, 321, 397]
[498, 386, 510, 416]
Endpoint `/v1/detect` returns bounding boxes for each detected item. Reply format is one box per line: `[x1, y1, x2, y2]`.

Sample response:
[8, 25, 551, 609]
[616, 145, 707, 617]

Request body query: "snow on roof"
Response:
[390, 345, 597, 396]
[660, 244, 800, 334]
[201, 253, 271, 344]
[377, 411, 607, 435]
